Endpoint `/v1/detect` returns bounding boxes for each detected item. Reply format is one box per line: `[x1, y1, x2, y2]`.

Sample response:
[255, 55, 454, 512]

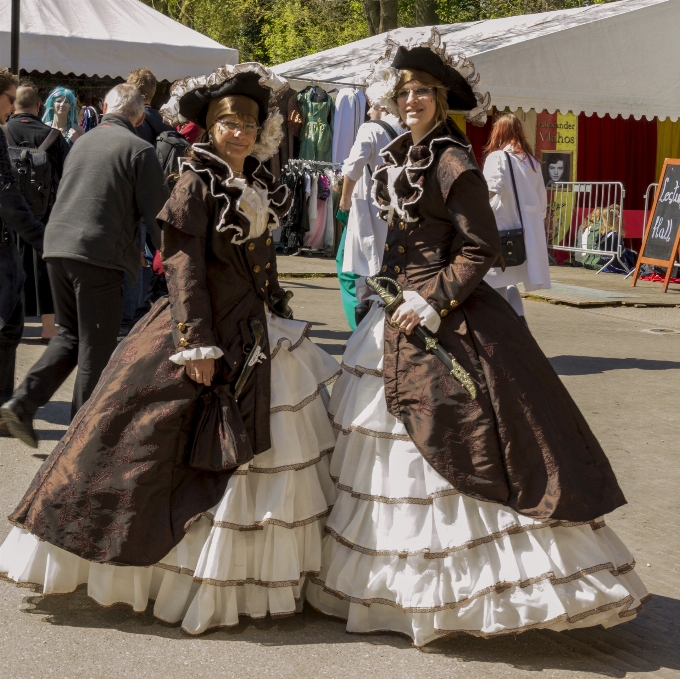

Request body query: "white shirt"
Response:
[332, 88, 367, 165]
[341, 114, 403, 278]
[483, 147, 551, 292]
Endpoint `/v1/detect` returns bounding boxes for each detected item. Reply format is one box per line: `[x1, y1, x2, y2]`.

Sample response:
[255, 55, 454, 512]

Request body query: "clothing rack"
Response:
[284, 159, 343, 171]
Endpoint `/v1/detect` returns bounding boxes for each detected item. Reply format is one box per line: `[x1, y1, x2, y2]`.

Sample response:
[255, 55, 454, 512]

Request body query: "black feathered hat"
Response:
[391, 45, 478, 112]
[178, 71, 270, 128]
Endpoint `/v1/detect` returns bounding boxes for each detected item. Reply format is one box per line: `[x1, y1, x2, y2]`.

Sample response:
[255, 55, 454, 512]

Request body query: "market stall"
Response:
[0, 0, 238, 82]
[272, 0, 680, 249]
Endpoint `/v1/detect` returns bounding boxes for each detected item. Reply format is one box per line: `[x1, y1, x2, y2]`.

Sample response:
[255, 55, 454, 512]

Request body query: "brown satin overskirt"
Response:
[9, 298, 239, 566]
[383, 281, 626, 522]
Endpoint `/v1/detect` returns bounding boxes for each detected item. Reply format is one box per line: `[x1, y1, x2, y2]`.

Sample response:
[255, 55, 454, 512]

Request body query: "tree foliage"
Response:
[141, 0, 614, 66]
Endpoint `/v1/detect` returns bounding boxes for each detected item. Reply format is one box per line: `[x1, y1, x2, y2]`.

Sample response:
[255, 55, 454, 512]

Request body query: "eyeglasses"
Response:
[395, 87, 435, 102]
[215, 119, 260, 136]
[1, 92, 17, 105]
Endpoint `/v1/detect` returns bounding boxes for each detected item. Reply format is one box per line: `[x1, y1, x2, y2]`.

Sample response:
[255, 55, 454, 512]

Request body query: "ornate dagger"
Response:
[234, 319, 266, 401]
[366, 276, 477, 399]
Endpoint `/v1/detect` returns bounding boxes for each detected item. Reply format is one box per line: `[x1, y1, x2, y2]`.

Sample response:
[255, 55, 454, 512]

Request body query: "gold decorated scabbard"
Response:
[366, 276, 477, 399]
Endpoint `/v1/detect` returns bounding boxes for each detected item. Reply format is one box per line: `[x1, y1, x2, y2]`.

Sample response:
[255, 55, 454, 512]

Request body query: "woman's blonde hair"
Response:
[396, 69, 449, 125]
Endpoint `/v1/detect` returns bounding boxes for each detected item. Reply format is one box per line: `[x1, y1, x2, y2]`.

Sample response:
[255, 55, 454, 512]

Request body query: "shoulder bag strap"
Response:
[0, 124, 17, 149]
[504, 151, 524, 233]
[38, 128, 61, 152]
[371, 119, 398, 141]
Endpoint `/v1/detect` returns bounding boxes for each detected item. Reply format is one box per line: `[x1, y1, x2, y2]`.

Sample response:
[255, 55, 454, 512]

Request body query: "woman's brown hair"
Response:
[484, 113, 539, 171]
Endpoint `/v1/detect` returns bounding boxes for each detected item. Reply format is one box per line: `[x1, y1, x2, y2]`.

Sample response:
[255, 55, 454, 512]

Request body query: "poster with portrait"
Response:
[541, 150, 573, 187]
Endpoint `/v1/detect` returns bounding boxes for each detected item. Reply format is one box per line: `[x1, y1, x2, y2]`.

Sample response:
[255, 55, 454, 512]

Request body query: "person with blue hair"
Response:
[42, 87, 84, 145]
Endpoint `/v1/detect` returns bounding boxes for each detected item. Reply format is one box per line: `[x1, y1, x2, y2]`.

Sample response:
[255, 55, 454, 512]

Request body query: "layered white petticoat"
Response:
[306, 303, 649, 647]
[0, 314, 341, 634]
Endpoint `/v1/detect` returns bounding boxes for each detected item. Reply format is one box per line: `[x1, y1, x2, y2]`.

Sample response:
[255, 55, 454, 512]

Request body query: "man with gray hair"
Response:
[1, 84, 168, 447]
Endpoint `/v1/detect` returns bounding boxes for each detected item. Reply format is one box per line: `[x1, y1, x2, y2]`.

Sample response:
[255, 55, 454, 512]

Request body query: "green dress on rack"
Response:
[297, 88, 334, 162]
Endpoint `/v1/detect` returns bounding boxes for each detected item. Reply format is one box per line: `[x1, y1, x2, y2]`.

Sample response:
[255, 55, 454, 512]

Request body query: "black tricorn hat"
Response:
[391, 45, 477, 112]
[178, 71, 271, 128]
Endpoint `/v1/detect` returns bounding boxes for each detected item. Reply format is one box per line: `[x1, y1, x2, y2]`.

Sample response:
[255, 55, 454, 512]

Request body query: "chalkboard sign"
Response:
[631, 159, 680, 292]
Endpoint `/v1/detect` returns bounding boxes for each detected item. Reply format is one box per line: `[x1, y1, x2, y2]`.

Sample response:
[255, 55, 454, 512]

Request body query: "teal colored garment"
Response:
[297, 89, 334, 162]
[335, 224, 359, 330]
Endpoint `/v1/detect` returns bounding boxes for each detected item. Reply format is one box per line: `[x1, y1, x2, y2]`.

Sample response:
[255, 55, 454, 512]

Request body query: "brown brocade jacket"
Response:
[9, 149, 292, 567]
[372, 121, 625, 522]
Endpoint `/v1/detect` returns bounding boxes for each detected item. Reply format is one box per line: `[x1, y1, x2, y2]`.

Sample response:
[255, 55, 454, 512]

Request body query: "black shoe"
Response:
[0, 399, 38, 448]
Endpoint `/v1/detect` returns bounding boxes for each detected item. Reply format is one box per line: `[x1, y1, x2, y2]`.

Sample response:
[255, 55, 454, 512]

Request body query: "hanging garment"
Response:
[332, 88, 367, 165]
[483, 147, 551, 292]
[297, 88, 334, 162]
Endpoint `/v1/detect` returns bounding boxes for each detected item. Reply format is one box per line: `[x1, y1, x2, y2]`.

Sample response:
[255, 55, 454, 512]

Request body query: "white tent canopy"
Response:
[272, 0, 680, 121]
[0, 0, 238, 82]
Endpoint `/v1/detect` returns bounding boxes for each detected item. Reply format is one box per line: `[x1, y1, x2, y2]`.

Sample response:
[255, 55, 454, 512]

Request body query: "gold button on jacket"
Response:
[450, 300, 459, 308]
[398, 246, 405, 253]
[439, 309, 449, 317]
[253, 265, 261, 274]
[178, 338, 189, 347]
[248, 242, 255, 251]
[177, 322, 187, 333]
[265, 262, 271, 270]
[394, 266, 401, 274]
[265, 238, 272, 246]
[381, 265, 387, 272]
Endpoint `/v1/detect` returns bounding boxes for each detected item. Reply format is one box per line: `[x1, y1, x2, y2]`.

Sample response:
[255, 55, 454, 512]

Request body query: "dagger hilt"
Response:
[366, 276, 404, 316]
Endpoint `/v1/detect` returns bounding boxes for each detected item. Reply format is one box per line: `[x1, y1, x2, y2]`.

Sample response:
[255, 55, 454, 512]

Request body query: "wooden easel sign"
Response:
[631, 159, 680, 292]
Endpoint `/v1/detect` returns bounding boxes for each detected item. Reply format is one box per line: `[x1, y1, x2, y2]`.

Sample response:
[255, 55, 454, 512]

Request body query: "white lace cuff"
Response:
[401, 291, 441, 333]
[169, 346, 224, 366]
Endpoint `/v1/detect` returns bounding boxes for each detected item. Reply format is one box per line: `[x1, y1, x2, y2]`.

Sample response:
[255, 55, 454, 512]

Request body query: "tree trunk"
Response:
[379, 0, 398, 33]
[363, 0, 381, 35]
[414, 0, 438, 26]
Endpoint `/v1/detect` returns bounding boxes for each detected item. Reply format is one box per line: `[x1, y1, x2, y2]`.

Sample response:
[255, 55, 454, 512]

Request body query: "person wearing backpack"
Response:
[4, 82, 71, 342]
[336, 104, 403, 328]
[0, 69, 46, 438]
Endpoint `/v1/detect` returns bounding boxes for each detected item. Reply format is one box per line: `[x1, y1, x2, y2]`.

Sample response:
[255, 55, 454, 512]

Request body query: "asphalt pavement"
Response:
[0, 277, 679, 679]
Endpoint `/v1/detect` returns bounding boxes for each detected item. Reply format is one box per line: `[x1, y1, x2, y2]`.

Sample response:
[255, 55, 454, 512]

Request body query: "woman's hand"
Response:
[390, 306, 421, 335]
[339, 195, 352, 211]
[185, 358, 215, 386]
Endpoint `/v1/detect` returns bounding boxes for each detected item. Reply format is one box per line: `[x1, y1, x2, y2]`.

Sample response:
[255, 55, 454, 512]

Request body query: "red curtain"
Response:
[577, 113, 657, 210]
[467, 115, 493, 168]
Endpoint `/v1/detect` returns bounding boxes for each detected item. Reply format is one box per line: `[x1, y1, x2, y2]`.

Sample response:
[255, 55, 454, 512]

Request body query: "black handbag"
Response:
[189, 385, 253, 472]
[498, 151, 527, 268]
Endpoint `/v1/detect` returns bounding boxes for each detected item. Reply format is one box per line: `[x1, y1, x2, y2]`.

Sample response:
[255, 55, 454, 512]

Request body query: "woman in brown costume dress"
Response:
[308, 31, 648, 646]
[0, 64, 340, 633]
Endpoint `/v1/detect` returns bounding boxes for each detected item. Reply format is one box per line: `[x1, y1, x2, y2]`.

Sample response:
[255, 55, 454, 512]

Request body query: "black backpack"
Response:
[155, 130, 191, 181]
[0, 124, 60, 221]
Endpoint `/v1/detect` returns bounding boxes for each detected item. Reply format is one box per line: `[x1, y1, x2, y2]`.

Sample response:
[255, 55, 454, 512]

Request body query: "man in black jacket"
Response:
[0, 69, 45, 439]
[126, 67, 172, 147]
[5, 82, 70, 180]
[1, 83, 168, 447]
[5, 82, 71, 341]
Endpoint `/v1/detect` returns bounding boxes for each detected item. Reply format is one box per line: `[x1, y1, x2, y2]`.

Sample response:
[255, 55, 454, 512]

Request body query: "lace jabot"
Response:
[179, 144, 290, 243]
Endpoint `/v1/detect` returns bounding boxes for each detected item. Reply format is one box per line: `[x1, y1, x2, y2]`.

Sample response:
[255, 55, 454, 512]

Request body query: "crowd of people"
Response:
[0, 35, 649, 647]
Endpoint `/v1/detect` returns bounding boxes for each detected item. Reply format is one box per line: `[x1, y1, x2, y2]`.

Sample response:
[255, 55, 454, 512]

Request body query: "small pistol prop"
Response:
[234, 320, 266, 401]
[366, 276, 477, 399]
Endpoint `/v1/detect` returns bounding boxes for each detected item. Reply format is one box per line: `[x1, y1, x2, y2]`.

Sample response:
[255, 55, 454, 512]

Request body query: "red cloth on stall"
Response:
[467, 116, 493, 167]
[577, 113, 657, 210]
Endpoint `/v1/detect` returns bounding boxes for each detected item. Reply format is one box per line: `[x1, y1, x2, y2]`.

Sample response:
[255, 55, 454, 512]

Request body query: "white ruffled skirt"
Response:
[0, 314, 341, 634]
[307, 303, 649, 647]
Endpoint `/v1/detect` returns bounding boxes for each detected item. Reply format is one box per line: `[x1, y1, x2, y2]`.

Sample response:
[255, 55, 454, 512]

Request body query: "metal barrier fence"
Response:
[545, 181, 629, 273]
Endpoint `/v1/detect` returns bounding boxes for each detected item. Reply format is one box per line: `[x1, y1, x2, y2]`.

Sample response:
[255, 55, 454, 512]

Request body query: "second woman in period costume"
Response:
[0, 64, 340, 634]
[307, 30, 648, 646]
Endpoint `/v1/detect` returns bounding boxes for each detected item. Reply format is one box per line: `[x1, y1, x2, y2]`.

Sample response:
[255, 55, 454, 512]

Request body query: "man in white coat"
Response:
[336, 106, 403, 327]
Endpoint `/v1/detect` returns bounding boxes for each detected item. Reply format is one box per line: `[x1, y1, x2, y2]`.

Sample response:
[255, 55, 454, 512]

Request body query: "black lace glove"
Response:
[269, 289, 294, 319]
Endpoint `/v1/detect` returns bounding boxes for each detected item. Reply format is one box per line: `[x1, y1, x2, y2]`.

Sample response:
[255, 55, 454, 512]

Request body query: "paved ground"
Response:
[1, 278, 679, 679]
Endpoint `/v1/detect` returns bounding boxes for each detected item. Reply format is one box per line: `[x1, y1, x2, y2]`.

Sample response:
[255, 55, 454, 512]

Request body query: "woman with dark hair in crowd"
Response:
[482, 113, 550, 320]
[0, 64, 340, 634]
[308, 30, 647, 646]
